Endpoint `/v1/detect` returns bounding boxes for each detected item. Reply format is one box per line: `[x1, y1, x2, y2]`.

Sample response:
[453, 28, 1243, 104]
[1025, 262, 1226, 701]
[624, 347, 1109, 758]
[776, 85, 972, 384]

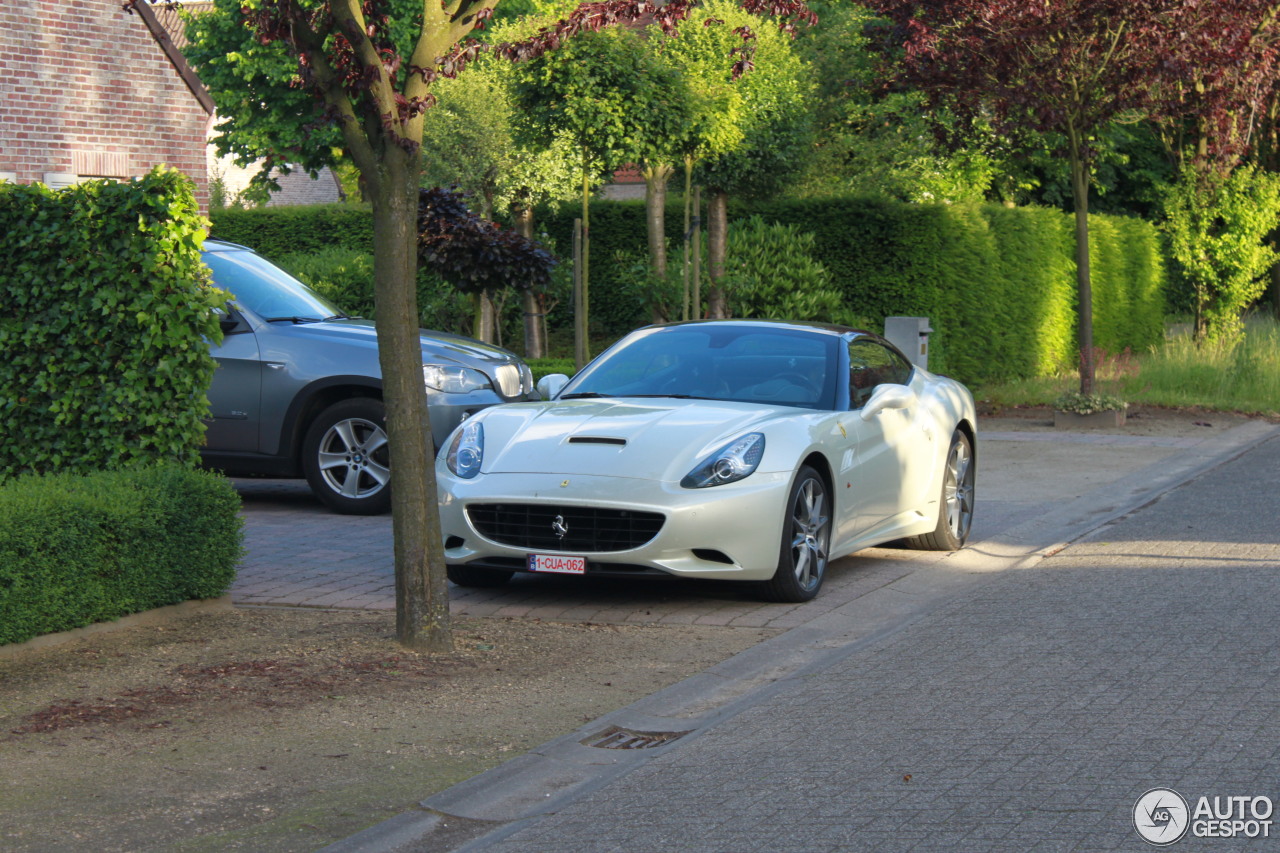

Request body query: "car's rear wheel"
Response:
[302, 398, 392, 515]
[760, 465, 830, 603]
[906, 430, 974, 551]
[447, 564, 514, 588]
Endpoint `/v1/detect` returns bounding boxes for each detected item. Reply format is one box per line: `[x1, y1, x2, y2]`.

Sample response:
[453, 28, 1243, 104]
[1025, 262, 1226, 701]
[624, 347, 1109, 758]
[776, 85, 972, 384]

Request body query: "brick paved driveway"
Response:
[228, 429, 1216, 630]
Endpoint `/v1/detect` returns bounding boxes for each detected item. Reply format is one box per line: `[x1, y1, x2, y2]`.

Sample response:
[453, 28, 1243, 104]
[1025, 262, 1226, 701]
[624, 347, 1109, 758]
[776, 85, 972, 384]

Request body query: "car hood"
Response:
[476, 398, 804, 480]
[292, 318, 520, 366]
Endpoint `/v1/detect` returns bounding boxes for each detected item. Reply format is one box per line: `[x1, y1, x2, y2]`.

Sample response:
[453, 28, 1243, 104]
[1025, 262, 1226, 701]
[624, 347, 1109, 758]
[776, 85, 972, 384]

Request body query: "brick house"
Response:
[0, 0, 213, 208]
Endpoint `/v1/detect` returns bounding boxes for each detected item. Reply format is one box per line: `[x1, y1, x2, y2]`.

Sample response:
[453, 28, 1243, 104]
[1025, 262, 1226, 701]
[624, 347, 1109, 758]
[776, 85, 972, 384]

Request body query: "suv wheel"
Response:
[302, 398, 392, 515]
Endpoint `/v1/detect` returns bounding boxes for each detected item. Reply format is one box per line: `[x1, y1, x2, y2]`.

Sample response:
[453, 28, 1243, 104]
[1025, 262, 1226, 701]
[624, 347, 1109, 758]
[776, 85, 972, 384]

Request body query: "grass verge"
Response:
[974, 315, 1280, 418]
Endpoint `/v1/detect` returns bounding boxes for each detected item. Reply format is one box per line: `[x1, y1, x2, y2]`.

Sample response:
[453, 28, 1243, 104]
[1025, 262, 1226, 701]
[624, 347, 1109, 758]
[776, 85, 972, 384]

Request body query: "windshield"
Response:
[563, 325, 839, 410]
[203, 248, 343, 322]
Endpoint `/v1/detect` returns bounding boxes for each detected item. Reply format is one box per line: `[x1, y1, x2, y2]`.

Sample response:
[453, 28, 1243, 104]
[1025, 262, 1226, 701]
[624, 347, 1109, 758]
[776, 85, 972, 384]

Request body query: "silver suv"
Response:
[201, 239, 534, 515]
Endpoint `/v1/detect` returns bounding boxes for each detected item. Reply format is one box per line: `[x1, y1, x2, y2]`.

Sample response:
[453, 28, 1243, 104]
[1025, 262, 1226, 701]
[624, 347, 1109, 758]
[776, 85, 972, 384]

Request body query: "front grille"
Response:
[467, 504, 664, 552]
[493, 363, 523, 398]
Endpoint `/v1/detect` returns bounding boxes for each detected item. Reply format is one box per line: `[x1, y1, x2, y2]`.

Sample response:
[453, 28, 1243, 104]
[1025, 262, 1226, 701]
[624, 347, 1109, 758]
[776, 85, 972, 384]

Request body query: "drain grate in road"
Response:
[582, 725, 691, 750]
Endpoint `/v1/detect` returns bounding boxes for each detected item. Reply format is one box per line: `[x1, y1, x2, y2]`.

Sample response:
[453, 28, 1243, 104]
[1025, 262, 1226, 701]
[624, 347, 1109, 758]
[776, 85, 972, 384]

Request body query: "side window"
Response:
[848, 340, 913, 408]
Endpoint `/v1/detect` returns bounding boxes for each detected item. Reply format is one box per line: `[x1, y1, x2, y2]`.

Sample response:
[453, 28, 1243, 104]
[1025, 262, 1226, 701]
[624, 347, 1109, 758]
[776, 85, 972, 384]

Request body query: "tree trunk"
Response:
[681, 158, 692, 321]
[1067, 131, 1095, 396]
[368, 150, 452, 653]
[576, 149, 591, 368]
[513, 202, 546, 359]
[643, 161, 673, 324]
[473, 291, 496, 343]
[706, 188, 728, 319]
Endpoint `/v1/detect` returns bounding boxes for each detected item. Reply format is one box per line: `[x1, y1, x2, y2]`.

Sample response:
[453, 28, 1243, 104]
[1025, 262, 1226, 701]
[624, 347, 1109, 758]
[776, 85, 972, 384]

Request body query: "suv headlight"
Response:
[446, 421, 484, 479]
[424, 364, 491, 394]
[681, 433, 765, 488]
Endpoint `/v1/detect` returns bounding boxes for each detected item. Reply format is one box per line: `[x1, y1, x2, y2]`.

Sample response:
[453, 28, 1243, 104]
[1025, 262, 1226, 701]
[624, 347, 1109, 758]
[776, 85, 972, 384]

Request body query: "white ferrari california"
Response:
[436, 320, 976, 602]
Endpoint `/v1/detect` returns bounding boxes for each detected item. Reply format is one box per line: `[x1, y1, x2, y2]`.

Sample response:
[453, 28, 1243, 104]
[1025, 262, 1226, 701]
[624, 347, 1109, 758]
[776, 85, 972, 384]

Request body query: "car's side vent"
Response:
[568, 436, 627, 446]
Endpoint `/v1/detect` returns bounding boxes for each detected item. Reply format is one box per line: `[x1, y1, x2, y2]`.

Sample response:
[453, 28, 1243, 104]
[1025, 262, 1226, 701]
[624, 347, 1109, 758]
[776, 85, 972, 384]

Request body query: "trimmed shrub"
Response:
[211, 203, 374, 257]
[0, 168, 227, 480]
[210, 196, 1168, 385]
[0, 465, 244, 647]
[275, 247, 378, 318]
[722, 216, 862, 325]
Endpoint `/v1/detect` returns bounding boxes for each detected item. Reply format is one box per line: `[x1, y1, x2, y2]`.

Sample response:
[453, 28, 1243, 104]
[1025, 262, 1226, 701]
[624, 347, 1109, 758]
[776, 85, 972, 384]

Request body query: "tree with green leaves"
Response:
[181, 0, 817, 652]
[659, 0, 814, 318]
[871, 0, 1182, 396]
[510, 26, 692, 363]
[419, 56, 580, 349]
[1163, 166, 1280, 340]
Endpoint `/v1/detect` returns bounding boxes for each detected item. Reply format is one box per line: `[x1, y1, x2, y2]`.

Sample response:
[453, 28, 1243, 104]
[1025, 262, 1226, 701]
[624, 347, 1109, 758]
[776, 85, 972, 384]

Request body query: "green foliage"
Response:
[0, 168, 227, 481]
[722, 216, 856, 324]
[275, 247, 378, 317]
[209, 196, 1166, 385]
[511, 27, 694, 173]
[420, 43, 585, 219]
[211, 203, 374, 257]
[182, 0, 347, 192]
[0, 464, 243, 646]
[527, 357, 578, 382]
[1053, 391, 1128, 414]
[540, 195, 1166, 384]
[977, 316, 1280, 417]
[1162, 166, 1280, 341]
[272, 247, 473, 333]
[789, 0, 995, 204]
[658, 0, 814, 196]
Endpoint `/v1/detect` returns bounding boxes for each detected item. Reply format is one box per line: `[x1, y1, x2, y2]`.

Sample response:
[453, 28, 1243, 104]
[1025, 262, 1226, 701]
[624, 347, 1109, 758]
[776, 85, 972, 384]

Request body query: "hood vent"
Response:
[568, 435, 627, 446]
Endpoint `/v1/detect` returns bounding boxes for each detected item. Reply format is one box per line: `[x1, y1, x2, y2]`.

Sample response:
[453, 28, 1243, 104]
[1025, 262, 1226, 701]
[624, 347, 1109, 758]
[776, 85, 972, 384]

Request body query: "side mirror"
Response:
[860, 384, 915, 420]
[536, 373, 570, 400]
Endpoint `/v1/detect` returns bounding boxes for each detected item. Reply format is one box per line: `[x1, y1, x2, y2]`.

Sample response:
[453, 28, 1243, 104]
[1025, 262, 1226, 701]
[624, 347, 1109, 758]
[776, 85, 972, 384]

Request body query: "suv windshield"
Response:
[204, 247, 343, 321]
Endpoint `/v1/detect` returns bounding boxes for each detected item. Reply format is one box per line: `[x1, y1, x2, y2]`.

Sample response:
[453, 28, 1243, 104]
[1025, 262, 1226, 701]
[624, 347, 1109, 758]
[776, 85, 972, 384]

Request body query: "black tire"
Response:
[447, 564, 514, 588]
[759, 466, 831, 603]
[302, 398, 392, 515]
[906, 430, 974, 551]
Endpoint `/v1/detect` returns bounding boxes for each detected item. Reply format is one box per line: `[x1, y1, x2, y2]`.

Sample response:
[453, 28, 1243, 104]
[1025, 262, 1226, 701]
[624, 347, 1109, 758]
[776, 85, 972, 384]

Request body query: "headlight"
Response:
[424, 364, 491, 394]
[446, 421, 484, 479]
[681, 433, 765, 488]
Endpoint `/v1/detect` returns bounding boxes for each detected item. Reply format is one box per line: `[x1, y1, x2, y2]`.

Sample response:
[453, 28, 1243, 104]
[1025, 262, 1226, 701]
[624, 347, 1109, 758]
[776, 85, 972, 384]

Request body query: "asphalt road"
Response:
[448, 431, 1280, 851]
[282, 417, 1280, 852]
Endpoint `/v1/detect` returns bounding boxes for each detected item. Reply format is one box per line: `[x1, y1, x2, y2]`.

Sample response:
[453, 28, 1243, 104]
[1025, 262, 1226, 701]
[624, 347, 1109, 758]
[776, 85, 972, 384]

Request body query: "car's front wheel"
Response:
[760, 465, 831, 603]
[302, 398, 392, 515]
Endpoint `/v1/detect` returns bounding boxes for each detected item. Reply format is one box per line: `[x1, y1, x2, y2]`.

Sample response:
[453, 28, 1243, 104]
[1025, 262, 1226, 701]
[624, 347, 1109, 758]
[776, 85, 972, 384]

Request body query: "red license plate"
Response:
[527, 554, 586, 574]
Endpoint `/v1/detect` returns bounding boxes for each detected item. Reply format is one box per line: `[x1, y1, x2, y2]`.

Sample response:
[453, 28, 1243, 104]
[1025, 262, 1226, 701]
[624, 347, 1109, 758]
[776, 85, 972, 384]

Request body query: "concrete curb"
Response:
[320, 421, 1279, 853]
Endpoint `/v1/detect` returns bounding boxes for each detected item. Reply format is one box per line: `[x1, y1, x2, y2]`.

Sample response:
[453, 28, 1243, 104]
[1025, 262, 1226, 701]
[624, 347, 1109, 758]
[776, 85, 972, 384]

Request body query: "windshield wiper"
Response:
[559, 392, 612, 400]
[322, 313, 352, 321]
[263, 316, 324, 324]
[628, 394, 714, 400]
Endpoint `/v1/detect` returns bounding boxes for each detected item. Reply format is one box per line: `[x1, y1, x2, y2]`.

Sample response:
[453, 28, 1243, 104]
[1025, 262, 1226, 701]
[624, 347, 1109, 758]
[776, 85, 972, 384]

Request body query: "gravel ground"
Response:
[0, 609, 773, 852]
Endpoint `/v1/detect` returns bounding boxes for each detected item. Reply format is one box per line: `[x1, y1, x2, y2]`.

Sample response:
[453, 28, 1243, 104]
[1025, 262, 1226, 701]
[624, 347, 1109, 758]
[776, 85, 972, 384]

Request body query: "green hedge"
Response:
[210, 203, 374, 256]
[0, 465, 244, 647]
[0, 168, 228, 480]
[212, 196, 1167, 384]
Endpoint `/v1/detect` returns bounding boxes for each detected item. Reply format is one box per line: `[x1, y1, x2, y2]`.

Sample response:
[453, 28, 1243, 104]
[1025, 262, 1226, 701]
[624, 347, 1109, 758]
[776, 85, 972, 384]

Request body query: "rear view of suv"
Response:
[201, 240, 534, 515]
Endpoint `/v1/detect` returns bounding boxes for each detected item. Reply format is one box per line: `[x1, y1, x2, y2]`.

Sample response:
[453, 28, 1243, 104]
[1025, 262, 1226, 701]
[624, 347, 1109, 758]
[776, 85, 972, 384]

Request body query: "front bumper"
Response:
[437, 471, 791, 581]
